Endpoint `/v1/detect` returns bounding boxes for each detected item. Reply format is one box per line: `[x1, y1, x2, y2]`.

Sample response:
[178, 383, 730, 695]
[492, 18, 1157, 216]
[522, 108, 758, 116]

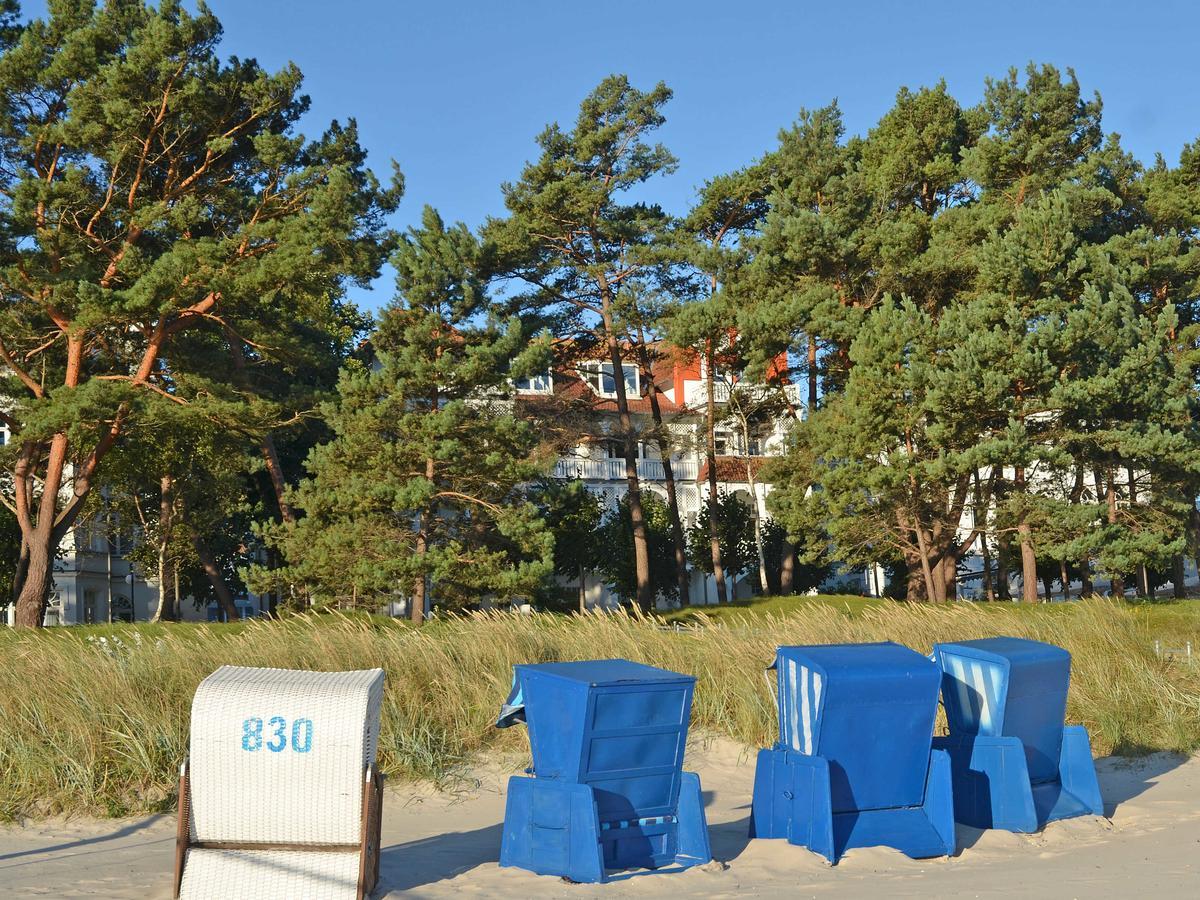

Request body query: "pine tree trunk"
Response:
[1172, 555, 1187, 599]
[410, 529, 427, 624]
[742, 450, 769, 594]
[12, 437, 71, 628]
[1013, 466, 1039, 602]
[780, 542, 795, 595]
[903, 547, 929, 602]
[1060, 560, 1071, 601]
[705, 344, 728, 603]
[578, 563, 587, 614]
[152, 474, 177, 623]
[637, 341, 690, 606]
[599, 306, 652, 611]
[410, 461, 432, 624]
[1105, 466, 1125, 597]
[12, 537, 52, 628]
[807, 334, 818, 414]
[933, 554, 953, 602]
[191, 530, 240, 622]
[996, 531, 1012, 600]
[1080, 560, 1093, 597]
[260, 436, 296, 524]
[902, 514, 938, 603]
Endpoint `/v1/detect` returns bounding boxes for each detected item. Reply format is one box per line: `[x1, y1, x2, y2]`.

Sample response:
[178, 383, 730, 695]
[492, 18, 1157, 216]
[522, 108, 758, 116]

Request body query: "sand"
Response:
[1, 740, 1196, 898]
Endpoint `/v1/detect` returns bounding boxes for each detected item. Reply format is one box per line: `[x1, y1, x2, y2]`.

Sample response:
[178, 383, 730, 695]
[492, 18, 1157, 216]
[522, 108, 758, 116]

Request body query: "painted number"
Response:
[292, 718, 313, 753]
[266, 716, 287, 752]
[240, 716, 314, 753]
[241, 717, 263, 751]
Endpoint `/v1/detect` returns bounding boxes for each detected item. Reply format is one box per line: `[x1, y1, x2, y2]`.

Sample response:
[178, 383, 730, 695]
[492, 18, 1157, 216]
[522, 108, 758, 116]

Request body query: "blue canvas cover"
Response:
[773, 642, 940, 812]
[496, 659, 711, 881]
[497, 659, 693, 819]
[934, 637, 1070, 783]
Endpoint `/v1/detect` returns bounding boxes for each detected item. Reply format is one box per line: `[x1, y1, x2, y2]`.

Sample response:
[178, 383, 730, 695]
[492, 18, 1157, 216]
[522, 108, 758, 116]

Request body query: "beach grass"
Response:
[0, 597, 1196, 820]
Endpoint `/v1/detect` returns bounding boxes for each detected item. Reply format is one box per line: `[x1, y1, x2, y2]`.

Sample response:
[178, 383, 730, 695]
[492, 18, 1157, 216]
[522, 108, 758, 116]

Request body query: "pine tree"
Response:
[483, 75, 677, 612]
[0, 2, 398, 626]
[669, 162, 770, 603]
[258, 207, 553, 619]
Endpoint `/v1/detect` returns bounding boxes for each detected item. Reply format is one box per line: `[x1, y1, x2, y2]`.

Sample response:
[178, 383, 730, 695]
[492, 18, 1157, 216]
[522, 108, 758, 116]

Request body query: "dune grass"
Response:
[0, 597, 1196, 821]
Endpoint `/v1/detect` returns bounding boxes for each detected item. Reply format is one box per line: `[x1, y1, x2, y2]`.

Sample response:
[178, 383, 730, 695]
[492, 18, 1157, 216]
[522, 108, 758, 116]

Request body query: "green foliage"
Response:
[751, 63, 1200, 600]
[760, 518, 832, 595]
[687, 491, 755, 580]
[0, 1, 399, 618]
[595, 492, 679, 604]
[257, 206, 553, 611]
[531, 478, 603, 579]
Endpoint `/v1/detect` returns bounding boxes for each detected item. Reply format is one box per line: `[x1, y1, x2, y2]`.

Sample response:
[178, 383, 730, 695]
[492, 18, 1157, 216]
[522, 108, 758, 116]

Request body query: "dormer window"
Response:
[580, 361, 638, 398]
[512, 370, 553, 394]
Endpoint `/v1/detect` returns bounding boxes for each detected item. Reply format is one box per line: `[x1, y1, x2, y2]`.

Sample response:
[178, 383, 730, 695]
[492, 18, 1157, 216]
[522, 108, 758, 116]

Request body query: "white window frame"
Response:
[579, 361, 638, 399]
[512, 370, 553, 395]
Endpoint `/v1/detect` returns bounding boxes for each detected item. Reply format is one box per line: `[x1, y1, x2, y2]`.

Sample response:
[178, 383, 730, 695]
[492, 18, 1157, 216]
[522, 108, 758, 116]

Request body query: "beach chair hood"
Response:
[771, 642, 940, 813]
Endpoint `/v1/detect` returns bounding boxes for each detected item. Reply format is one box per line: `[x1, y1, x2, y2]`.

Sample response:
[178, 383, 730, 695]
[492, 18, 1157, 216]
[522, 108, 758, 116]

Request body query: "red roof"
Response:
[697, 455, 774, 484]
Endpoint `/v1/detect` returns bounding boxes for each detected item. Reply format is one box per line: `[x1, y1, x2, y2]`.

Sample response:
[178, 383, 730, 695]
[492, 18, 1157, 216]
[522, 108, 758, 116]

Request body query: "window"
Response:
[512, 371, 553, 394]
[111, 594, 134, 623]
[714, 430, 738, 456]
[601, 440, 651, 460]
[579, 361, 638, 398]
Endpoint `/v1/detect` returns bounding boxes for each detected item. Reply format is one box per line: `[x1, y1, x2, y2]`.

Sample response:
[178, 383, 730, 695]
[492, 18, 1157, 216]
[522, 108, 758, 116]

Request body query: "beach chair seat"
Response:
[749, 642, 955, 863]
[932, 637, 1103, 832]
[495, 659, 711, 883]
[174, 666, 386, 900]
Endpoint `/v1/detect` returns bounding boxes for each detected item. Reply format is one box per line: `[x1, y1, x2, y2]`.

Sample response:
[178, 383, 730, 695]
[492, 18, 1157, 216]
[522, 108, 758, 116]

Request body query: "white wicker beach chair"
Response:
[174, 666, 386, 900]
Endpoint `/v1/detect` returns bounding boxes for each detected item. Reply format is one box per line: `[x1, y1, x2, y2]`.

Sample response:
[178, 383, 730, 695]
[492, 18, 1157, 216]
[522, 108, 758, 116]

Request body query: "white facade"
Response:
[527, 351, 799, 609]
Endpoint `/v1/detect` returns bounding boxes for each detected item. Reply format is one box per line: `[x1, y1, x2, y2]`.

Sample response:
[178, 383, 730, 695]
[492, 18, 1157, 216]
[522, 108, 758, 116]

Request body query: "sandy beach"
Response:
[1, 740, 1196, 899]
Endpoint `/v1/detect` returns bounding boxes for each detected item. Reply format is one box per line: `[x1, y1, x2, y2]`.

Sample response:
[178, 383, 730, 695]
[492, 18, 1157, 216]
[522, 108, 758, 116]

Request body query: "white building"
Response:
[517, 342, 807, 608]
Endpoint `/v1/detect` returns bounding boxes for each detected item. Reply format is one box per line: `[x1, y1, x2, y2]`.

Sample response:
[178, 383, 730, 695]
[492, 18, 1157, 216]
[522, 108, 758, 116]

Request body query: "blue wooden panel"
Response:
[935, 637, 1070, 783]
[774, 643, 939, 813]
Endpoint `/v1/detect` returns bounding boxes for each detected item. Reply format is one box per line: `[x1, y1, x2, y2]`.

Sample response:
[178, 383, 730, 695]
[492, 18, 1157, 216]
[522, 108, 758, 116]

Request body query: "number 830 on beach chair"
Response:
[174, 666, 386, 900]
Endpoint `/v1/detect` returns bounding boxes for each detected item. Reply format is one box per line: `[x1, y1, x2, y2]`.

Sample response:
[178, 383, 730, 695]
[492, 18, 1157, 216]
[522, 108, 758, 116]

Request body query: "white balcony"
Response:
[680, 379, 803, 409]
[553, 457, 699, 482]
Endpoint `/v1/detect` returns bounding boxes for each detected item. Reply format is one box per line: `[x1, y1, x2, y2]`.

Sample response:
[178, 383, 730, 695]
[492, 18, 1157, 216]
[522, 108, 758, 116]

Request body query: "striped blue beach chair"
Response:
[932, 637, 1103, 832]
[750, 642, 956, 863]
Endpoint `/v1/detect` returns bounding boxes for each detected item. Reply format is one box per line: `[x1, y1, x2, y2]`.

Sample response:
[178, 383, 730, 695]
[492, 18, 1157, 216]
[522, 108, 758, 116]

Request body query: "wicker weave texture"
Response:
[178, 848, 361, 900]
[188, 666, 384, 845]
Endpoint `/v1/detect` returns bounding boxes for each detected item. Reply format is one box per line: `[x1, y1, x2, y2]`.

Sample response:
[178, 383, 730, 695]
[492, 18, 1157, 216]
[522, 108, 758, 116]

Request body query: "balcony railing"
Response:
[553, 457, 700, 482]
[680, 380, 803, 408]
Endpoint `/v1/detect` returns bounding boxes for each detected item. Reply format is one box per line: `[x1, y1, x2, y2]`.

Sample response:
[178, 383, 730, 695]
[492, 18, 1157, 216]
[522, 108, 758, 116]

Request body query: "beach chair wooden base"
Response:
[174, 760, 383, 899]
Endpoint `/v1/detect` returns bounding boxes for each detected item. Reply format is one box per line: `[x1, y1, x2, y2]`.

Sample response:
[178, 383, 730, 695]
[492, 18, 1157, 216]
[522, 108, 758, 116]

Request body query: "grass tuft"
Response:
[0, 598, 1196, 820]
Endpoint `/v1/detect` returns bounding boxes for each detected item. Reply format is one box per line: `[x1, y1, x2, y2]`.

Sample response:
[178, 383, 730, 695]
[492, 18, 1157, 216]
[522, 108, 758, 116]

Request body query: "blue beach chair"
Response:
[495, 659, 711, 883]
[750, 642, 956, 863]
[931, 637, 1104, 832]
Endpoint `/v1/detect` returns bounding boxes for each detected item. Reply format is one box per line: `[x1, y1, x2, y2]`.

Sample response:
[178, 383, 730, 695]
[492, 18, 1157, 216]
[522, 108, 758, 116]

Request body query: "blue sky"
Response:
[24, 1, 1200, 310]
